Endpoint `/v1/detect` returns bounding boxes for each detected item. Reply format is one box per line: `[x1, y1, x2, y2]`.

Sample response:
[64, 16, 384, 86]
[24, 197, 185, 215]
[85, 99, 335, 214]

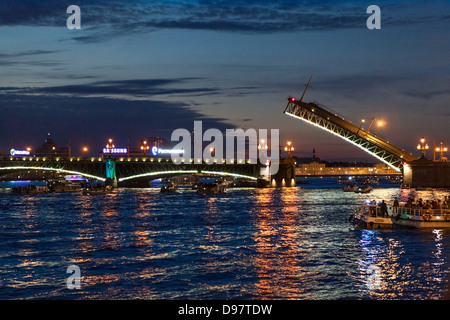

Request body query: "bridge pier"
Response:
[257, 158, 296, 188]
[403, 157, 450, 188]
[105, 158, 117, 188]
[105, 177, 118, 188]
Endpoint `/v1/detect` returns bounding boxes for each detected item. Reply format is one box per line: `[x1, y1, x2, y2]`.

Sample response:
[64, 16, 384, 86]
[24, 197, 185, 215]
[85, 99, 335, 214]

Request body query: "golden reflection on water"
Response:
[251, 188, 317, 299]
[357, 227, 449, 299]
[5, 184, 449, 299]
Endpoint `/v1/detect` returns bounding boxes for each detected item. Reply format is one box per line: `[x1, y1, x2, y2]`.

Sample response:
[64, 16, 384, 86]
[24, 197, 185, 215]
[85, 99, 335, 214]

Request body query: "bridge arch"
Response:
[118, 169, 258, 183]
[0, 166, 106, 181]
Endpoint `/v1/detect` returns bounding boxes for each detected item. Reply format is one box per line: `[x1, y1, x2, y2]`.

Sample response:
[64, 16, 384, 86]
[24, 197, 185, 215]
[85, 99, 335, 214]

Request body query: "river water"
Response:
[0, 178, 449, 300]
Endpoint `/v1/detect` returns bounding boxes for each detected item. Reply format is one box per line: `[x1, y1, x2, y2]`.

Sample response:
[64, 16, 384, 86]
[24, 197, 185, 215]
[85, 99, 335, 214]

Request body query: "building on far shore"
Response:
[33, 134, 69, 158]
[296, 161, 399, 176]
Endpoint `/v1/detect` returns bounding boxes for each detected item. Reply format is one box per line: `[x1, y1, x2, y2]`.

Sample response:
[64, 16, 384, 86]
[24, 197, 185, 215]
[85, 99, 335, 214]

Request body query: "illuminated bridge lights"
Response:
[118, 170, 198, 182]
[0, 166, 106, 181]
[200, 170, 257, 180]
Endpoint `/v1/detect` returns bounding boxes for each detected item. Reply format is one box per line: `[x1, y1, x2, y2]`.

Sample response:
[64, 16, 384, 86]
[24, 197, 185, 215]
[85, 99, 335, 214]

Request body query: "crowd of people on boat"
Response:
[367, 195, 450, 212]
[400, 196, 450, 210]
[11, 185, 47, 194]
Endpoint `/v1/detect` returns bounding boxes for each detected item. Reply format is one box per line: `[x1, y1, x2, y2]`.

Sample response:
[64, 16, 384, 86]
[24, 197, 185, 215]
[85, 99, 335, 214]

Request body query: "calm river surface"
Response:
[0, 178, 449, 299]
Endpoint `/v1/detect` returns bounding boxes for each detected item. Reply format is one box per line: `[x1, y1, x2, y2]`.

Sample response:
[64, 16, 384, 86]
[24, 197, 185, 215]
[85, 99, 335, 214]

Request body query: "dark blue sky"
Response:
[0, 0, 449, 160]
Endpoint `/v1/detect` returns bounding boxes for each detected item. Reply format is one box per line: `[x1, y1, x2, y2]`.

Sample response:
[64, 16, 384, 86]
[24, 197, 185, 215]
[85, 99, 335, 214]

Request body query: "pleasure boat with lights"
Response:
[390, 203, 450, 228]
[47, 176, 85, 193]
[11, 185, 48, 194]
[354, 184, 373, 193]
[160, 184, 177, 192]
[343, 183, 358, 192]
[196, 182, 225, 194]
[351, 200, 450, 229]
[82, 185, 113, 195]
[349, 201, 393, 229]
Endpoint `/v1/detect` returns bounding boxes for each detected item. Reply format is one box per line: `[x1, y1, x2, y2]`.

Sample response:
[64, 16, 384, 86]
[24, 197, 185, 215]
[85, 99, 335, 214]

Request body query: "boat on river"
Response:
[351, 200, 450, 229]
[197, 182, 225, 194]
[349, 202, 393, 229]
[343, 183, 358, 192]
[160, 184, 177, 193]
[354, 184, 373, 194]
[11, 185, 48, 194]
[391, 205, 450, 229]
[82, 185, 113, 195]
[46, 178, 84, 193]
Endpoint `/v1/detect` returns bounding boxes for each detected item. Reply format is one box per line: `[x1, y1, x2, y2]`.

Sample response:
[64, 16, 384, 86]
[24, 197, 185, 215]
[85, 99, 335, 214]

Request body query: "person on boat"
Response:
[418, 198, 424, 209]
[393, 197, 399, 207]
[380, 200, 388, 217]
[444, 197, 450, 209]
[432, 200, 438, 209]
[406, 198, 412, 208]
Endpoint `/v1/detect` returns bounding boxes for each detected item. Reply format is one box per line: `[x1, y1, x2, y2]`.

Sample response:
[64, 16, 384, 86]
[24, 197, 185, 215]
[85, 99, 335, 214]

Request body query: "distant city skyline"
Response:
[1, 0, 449, 161]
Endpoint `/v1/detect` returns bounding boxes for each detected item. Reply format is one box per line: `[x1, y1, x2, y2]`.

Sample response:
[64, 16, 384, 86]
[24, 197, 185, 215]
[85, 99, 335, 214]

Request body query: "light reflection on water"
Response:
[0, 178, 449, 299]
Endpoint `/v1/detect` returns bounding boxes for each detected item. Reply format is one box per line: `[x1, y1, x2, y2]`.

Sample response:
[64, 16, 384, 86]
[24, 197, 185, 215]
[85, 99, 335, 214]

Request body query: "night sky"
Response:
[0, 0, 449, 161]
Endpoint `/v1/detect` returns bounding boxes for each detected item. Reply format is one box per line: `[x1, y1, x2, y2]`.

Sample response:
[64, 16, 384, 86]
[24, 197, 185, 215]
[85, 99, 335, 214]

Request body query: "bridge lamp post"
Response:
[82, 146, 88, 157]
[140, 140, 149, 156]
[356, 119, 365, 134]
[258, 139, 270, 180]
[106, 138, 115, 149]
[375, 120, 383, 135]
[209, 147, 215, 158]
[258, 139, 268, 158]
[284, 141, 294, 158]
[435, 141, 448, 161]
[417, 137, 429, 158]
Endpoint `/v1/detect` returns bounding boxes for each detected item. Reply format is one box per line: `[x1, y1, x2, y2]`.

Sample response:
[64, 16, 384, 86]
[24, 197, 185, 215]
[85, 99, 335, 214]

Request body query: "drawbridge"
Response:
[283, 79, 418, 172]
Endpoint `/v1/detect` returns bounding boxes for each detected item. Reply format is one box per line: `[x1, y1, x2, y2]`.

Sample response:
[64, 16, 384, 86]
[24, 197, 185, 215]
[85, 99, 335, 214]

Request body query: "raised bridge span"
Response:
[283, 97, 418, 172]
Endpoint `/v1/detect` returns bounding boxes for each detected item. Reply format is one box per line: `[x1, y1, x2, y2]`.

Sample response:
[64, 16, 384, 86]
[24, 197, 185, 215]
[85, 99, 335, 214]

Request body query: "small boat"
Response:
[351, 200, 450, 229]
[349, 202, 393, 229]
[82, 185, 113, 195]
[160, 185, 177, 193]
[197, 182, 225, 194]
[11, 185, 48, 194]
[354, 185, 373, 193]
[47, 178, 84, 193]
[343, 184, 358, 192]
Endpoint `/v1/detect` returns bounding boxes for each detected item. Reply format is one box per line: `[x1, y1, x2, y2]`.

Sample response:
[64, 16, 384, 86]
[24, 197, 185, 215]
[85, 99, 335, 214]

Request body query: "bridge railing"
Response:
[312, 101, 354, 124]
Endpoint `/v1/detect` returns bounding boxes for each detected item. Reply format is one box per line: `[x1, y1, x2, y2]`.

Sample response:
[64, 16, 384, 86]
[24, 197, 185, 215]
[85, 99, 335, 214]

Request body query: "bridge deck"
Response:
[284, 99, 418, 170]
[0, 156, 263, 182]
